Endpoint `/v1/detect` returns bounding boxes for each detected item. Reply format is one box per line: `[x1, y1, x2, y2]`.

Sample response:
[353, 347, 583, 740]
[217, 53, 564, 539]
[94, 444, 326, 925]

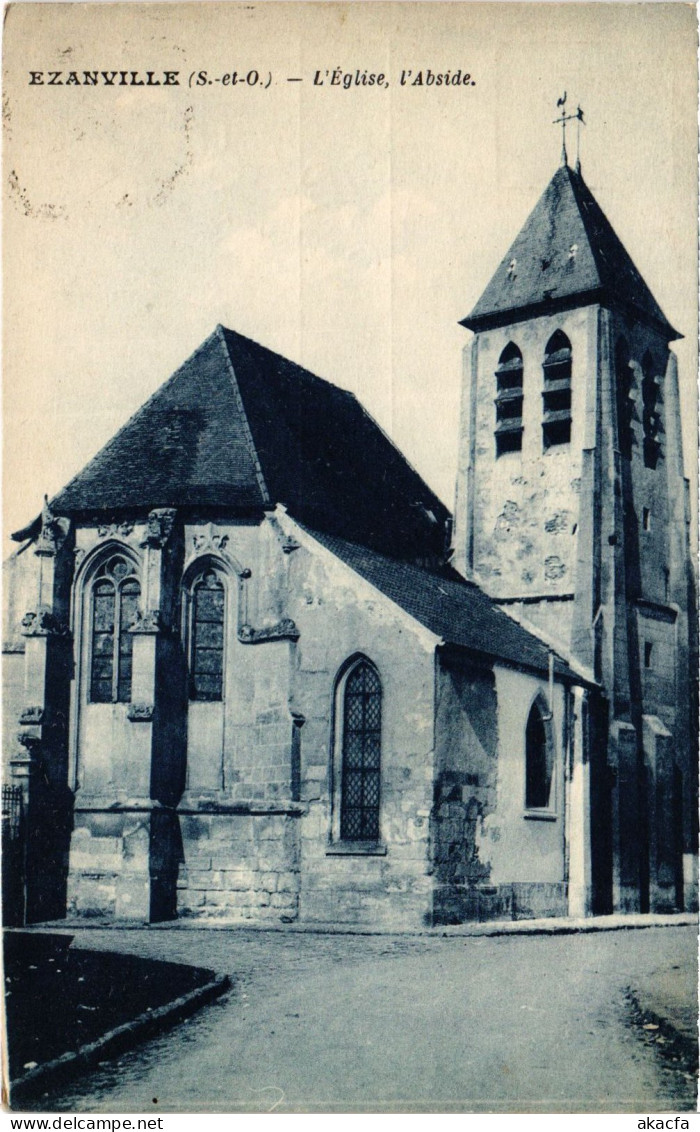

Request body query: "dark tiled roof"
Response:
[304, 526, 588, 683]
[462, 164, 678, 339]
[51, 333, 267, 514]
[39, 327, 449, 562]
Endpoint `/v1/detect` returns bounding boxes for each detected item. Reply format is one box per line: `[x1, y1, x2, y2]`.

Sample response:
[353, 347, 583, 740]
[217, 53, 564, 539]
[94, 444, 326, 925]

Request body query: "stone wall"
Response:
[431, 656, 570, 922]
[67, 810, 151, 921]
[176, 811, 301, 922]
[431, 652, 500, 922]
[480, 667, 568, 919]
[287, 525, 438, 930]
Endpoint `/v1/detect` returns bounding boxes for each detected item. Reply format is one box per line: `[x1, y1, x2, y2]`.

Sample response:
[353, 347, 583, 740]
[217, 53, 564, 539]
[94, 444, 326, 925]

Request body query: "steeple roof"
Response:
[461, 164, 679, 340]
[18, 327, 448, 562]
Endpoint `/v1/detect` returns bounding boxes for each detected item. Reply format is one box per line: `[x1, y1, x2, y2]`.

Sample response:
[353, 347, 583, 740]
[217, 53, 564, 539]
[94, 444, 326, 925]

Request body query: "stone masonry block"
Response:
[221, 868, 260, 891]
[187, 870, 221, 890]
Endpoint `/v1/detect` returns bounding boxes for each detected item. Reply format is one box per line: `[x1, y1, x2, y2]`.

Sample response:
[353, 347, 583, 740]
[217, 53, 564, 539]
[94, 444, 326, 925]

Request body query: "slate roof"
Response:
[304, 526, 589, 683]
[24, 327, 449, 562]
[462, 164, 679, 339]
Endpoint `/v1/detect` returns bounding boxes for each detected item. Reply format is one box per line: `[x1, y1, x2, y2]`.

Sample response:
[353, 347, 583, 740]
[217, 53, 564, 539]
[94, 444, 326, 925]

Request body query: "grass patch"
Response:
[4, 931, 223, 1083]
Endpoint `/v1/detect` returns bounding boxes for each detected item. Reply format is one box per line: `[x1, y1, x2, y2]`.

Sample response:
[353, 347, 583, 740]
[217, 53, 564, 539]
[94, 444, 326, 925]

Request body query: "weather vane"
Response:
[554, 93, 585, 171]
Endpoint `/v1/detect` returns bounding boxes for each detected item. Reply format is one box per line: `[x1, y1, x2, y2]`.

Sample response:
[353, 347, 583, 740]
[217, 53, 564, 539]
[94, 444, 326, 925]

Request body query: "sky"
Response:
[3, 2, 698, 551]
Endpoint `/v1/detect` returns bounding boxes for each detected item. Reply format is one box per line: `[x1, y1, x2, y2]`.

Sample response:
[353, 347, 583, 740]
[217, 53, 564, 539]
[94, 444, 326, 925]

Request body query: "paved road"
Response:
[28, 925, 697, 1113]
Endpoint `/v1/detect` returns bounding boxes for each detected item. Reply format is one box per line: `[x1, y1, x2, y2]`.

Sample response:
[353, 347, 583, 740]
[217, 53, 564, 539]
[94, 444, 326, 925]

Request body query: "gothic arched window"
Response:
[525, 697, 554, 811]
[495, 342, 524, 456]
[542, 330, 572, 449]
[187, 568, 226, 702]
[339, 659, 382, 841]
[89, 555, 140, 703]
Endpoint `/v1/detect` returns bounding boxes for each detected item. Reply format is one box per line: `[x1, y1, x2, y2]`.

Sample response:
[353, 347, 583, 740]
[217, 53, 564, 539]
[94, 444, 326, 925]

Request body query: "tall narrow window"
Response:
[615, 338, 636, 459]
[542, 330, 572, 449]
[525, 698, 554, 811]
[340, 660, 382, 841]
[189, 569, 225, 701]
[641, 351, 663, 469]
[495, 342, 523, 456]
[89, 555, 140, 704]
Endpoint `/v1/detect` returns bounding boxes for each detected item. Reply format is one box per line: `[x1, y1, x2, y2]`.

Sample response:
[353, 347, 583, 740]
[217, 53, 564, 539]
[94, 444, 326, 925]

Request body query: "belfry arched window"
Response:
[615, 338, 636, 459]
[495, 342, 524, 456]
[525, 696, 554, 811]
[542, 330, 572, 449]
[186, 567, 226, 702]
[89, 555, 140, 703]
[339, 659, 382, 841]
[641, 351, 663, 469]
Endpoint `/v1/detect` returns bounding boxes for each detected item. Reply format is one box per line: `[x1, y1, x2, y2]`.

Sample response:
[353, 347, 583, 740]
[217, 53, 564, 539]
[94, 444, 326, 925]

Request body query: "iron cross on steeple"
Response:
[553, 94, 585, 172]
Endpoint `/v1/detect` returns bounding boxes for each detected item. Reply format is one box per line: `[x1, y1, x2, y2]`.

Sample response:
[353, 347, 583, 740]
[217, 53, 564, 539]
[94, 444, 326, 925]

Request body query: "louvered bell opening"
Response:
[495, 385, 524, 404]
[543, 348, 572, 385]
[643, 410, 664, 440]
[643, 437, 662, 470]
[543, 417, 571, 449]
[496, 356, 524, 392]
[496, 392, 523, 422]
[542, 387, 571, 416]
[496, 420, 523, 456]
[544, 347, 572, 366]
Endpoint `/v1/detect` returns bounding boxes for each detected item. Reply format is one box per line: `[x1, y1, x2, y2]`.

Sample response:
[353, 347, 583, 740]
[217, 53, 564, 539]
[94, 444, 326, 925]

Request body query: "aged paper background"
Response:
[3, 1, 698, 547]
[1, 3, 698, 1116]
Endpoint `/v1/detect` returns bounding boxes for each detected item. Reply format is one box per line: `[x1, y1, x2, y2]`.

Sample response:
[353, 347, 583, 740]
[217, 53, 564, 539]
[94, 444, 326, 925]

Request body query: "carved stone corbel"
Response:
[21, 607, 70, 638]
[97, 520, 134, 539]
[238, 618, 300, 644]
[192, 524, 229, 554]
[16, 731, 42, 754]
[19, 706, 45, 726]
[128, 609, 164, 635]
[141, 508, 177, 549]
[34, 497, 70, 558]
[127, 702, 155, 722]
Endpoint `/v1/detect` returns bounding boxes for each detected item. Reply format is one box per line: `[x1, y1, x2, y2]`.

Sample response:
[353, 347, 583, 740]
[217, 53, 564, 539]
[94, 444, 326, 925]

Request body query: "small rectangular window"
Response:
[644, 642, 653, 669]
[642, 507, 651, 531]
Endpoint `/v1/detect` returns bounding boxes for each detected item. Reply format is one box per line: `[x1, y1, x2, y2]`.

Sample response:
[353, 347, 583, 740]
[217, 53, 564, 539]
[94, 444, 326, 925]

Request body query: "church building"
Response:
[3, 148, 697, 929]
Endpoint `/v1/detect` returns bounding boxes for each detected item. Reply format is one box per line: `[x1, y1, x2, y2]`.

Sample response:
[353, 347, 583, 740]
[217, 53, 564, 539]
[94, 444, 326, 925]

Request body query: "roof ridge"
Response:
[563, 166, 675, 335]
[561, 165, 607, 286]
[215, 325, 271, 506]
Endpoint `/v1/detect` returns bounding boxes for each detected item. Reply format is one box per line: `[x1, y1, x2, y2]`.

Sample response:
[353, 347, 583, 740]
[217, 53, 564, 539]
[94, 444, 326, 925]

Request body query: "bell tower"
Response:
[452, 117, 697, 914]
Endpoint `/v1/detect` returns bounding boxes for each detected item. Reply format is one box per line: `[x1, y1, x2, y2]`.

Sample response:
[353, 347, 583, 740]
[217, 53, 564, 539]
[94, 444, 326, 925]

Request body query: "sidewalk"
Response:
[23, 909, 697, 938]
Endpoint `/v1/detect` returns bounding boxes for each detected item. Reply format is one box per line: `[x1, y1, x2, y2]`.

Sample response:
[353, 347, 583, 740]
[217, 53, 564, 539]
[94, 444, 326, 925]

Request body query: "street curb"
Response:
[14, 912, 697, 939]
[626, 988, 699, 1087]
[8, 972, 231, 1105]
